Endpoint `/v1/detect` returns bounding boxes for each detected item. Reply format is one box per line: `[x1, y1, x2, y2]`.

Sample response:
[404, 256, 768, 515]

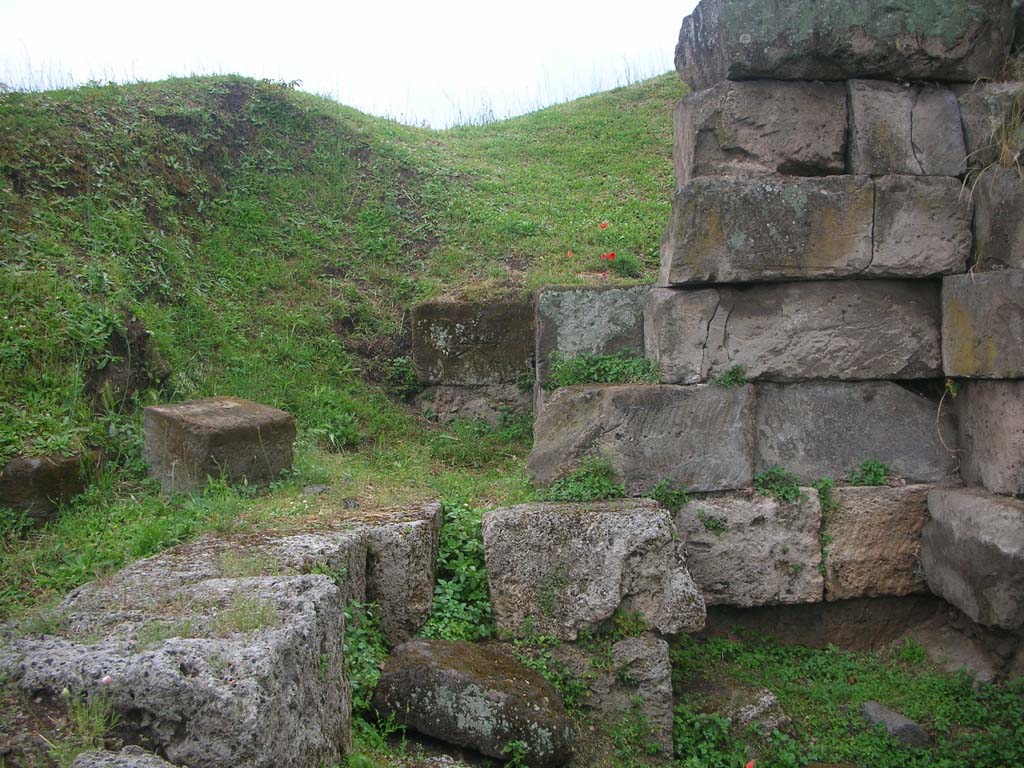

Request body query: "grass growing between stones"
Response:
[545, 352, 660, 390]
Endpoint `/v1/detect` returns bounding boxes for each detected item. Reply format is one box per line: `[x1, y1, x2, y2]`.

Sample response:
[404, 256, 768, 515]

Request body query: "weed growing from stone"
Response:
[545, 351, 659, 390]
[218, 551, 280, 578]
[754, 466, 806, 503]
[343, 601, 388, 713]
[539, 458, 625, 502]
[210, 594, 281, 636]
[813, 478, 837, 575]
[45, 691, 120, 767]
[649, 480, 690, 513]
[610, 697, 662, 766]
[847, 460, 891, 486]
[697, 509, 728, 535]
[711, 364, 748, 388]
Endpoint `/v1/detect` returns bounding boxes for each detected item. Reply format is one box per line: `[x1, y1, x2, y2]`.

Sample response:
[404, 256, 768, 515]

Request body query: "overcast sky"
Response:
[0, 0, 698, 127]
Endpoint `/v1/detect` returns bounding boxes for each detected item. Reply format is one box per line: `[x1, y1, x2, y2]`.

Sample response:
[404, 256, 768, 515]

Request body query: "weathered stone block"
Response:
[973, 168, 1024, 272]
[411, 300, 534, 385]
[482, 500, 706, 640]
[824, 485, 933, 602]
[660, 176, 874, 285]
[923, 488, 1024, 630]
[143, 397, 295, 494]
[0, 454, 84, 524]
[412, 384, 531, 424]
[957, 380, 1024, 497]
[674, 489, 823, 606]
[956, 82, 1024, 167]
[674, 0, 1013, 91]
[527, 384, 755, 493]
[73, 748, 178, 768]
[672, 81, 847, 186]
[872, 176, 972, 276]
[943, 270, 1024, 377]
[755, 382, 959, 484]
[848, 80, 967, 177]
[645, 282, 942, 384]
[535, 286, 647, 384]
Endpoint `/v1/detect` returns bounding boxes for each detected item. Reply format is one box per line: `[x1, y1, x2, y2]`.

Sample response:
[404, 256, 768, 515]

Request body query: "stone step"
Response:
[942, 269, 1024, 377]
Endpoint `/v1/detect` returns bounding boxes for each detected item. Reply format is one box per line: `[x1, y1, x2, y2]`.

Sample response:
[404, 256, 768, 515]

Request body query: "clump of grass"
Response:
[45, 691, 120, 767]
[211, 594, 281, 636]
[545, 352, 659, 390]
[697, 509, 728, 535]
[711, 365, 748, 388]
[754, 466, 806, 503]
[847, 460, 891, 486]
[427, 413, 532, 469]
[649, 480, 690, 513]
[539, 457, 625, 502]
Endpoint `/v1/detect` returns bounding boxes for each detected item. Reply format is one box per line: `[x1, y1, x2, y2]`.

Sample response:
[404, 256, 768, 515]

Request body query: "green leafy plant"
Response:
[539, 457, 624, 502]
[383, 356, 419, 400]
[814, 477, 837, 575]
[545, 351, 658, 390]
[754, 466, 807, 503]
[502, 739, 530, 767]
[649, 480, 689, 513]
[611, 697, 663, 767]
[697, 509, 727, 535]
[344, 601, 388, 713]
[609, 252, 644, 278]
[711, 364, 747, 388]
[46, 691, 121, 767]
[673, 703, 748, 768]
[428, 413, 532, 469]
[847, 460, 891, 486]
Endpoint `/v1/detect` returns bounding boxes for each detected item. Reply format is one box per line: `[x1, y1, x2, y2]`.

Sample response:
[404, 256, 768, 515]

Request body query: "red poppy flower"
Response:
[746, 761, 756, 768]
[599, 221, 608, 229]
[567, 251, 573, 258]
[608, 252, 616, 261]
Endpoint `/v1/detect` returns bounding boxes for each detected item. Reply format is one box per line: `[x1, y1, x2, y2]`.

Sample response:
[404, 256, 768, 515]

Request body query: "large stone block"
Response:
[535, 286, 647, 384]
[755, 382, 959, 484]
[645, 282, 942, 384]
[674, 0, 1013, 91]
[74, 748, 178, 768]
[848, 80, 967, 177]
[943, 269, 1024, 377]
[957, 380, 1024, 496]
[143, 397, 295, 494]
[674, 489, 823, 606]
[973, 168, 1024, 272]
[412, 384, 532, 424]
[956, 82, 1024, 167]
[672, 81, 847, 187]
[527, 384, 755, 493]
[0, 454, 84, 524]
[824, 485, 933, 602]
[411, 300, 534, 385]
[923, 488, 1024, 630]
[482, 500, 706, 640]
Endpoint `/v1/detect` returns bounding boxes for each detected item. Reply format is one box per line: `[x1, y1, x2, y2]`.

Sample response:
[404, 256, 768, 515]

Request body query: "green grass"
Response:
[538, 457, 625, 502]
[545, 351, 660, 390]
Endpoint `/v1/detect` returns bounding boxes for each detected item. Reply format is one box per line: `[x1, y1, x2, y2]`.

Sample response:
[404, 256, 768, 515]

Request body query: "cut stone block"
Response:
[143, 397, 295, 494]
[973, 168, 1024, 272]
[411, 299, 534, 385]
[923, 488, 1024, 630]
[73, 748, 178, 768]
[848, 80, 967, 177]
[861, 701, 930, 749]
[412, 384, 532, 424]
[0, 454, 84, 524]
[645, 282, 942, 384]
[955, 82, 1024, 167]
[957, 380, 1024, 497]
[527, 384, 755, 494]
[672, 80, 847, 187]
[482, 499, 706, 641]
[824, 485, 933, 602]
[755, 382, 959, 484]
[674, 488, 823, 607]
[674, 0, 1013, 91]
[660, 176, 874, 285]
[942, 269, 1024, 377]
[535, 286, 647, 384]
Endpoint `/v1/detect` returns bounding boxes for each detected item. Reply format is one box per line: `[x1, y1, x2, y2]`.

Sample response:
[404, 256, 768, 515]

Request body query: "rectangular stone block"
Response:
[674, 488, 823, 607]
[645, 282, 942, 384]
[973, 168, 1024, 272]
[923, 488, 1024, 630]
[674, 0, 1012, 91]
[527, 384, 755, 494]
[672, 81, 847, 187]
[535, 286, 647, 384]
[0, 454, 83, 524]
[143, 397, 295, 494]
[755, 382, 959, 484]
[410, 299, 534, 385]
[824, 485, 933, 602]
[955, 81, 1024, 167]
[412, 384, 531, 424]
[848, 80, 967, 177]
[957, 380, 1024, 496]
[942, 269, 1024, 377]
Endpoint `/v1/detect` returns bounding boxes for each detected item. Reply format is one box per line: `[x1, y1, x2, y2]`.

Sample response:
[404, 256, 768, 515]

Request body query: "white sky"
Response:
[0, 0, 698, 127]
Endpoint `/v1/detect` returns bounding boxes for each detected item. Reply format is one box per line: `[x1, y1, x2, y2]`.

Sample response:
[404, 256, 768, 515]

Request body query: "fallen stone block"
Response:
[0, 454, 84, 524]
[73, 747, 178, 768]
[535, 286, 647, 384]
[756, 382, 959, 485]
[824, 485, 933, 602]
[411, 299, 534, 385]
[972, 168, 1024, 272]
[848, 80, 966, 177]
[372, 639, 574, 768]
[955, 82, 1024, 167]
[672, 80, 847, 186]
[645, 282, 942, 383]
[957, 380, 1024, 497]
[482, 499, 706, 640]
[143, 397, 295, 494]
[942, 269, 1024, 377]
[674, 488, 823, 606]
[412, 384, 531, 424]
[674, 0, 1012, 91]
[527, 384, 755, 493]
[861, 701, 930, 748]
[923, 488, 1024, 630]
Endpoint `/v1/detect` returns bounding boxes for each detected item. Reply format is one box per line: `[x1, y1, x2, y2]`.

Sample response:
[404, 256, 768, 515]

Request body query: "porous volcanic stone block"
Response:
[672, 80, 847, 186]
[923, 488, 1024, 630]
[645, 282, 942, 384]
[411, 300, 534, 385]
[73, 748, 178, 768]
[824, 485, 933, 602]
[143, 397, 295, 493]
[482, 499, 706, 640]
[674, 0, 1013, 91]
[956, 82, 1024, 167]
[957, 380, 1024, 497]
[660, 176, 874, 285]
[973, 168, 1024, 272]
[527, 384, 755, 493]
[756, 382, 959, 484]
[942, 270, 1024, 377]
[0, 454, 84, 524]
[872, 176, 972, 276]
[535, 286, 647, 384]
[674, 489, 823, 606]
[412, 384, 531, 424]
[848, 80, 967, 177]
